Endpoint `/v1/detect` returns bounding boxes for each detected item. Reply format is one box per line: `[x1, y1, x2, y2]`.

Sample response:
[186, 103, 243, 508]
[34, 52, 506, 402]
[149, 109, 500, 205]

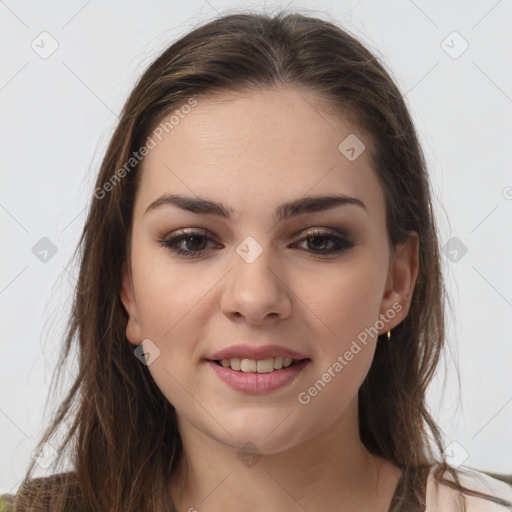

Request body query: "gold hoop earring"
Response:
[387, 330, 391, 341]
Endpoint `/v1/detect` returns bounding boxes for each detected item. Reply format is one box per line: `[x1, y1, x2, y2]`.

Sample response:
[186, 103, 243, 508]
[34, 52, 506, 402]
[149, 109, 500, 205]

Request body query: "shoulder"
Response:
[0, 493, 14, 511]
[426, 465, 512, 511]
[0, 472, 81, 511]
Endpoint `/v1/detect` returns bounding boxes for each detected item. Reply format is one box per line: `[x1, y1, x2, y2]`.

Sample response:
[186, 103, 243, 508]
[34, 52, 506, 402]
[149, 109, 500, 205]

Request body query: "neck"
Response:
[168, 397, 401, 512]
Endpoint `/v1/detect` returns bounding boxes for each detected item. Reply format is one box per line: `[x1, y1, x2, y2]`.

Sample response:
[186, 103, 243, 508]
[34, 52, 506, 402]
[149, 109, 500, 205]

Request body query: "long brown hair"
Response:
[11, 10, 510, 512]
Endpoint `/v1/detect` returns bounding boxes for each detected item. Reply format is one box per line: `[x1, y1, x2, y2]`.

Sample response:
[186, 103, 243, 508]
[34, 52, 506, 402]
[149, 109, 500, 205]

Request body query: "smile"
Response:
[214, 356, 301, 373]
[207, 358, 311, 394]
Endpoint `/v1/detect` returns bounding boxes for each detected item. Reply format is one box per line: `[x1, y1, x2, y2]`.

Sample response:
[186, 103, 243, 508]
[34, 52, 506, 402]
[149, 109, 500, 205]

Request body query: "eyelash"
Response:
[157, 228, 354, 259]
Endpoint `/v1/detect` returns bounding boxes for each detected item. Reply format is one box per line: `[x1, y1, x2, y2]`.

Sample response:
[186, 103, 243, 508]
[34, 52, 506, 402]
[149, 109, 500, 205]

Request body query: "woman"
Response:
[4, 11, 512, 512]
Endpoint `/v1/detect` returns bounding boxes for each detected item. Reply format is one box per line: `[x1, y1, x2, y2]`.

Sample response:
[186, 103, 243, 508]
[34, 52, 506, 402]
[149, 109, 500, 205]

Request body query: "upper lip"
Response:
[207, 344, 309, 361]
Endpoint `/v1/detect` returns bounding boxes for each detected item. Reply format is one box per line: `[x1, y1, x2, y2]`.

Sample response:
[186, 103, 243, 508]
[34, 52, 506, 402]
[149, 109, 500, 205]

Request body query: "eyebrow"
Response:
[144, 193, 367, 222]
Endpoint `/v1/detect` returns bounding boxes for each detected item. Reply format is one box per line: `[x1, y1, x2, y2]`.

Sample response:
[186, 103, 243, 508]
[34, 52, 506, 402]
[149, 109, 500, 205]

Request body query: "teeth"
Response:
[257, 358, 274, 373]
[219, 357, 299, 373]
[273, 356, 283, 369]
[240, 359, 257, 372]
[230, 358, 241, 371]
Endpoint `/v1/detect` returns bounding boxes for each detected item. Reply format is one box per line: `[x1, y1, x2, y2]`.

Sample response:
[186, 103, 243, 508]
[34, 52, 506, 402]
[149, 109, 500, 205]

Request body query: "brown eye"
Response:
[294, 230, 354, 255]
[158, 228, 354, 259]
[158, 229, 217, 258]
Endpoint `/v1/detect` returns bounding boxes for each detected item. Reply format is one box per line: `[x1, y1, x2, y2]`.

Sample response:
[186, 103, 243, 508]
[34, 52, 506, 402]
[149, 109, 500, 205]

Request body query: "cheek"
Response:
[294, 262, 382, 426]
[299, 255, 386, 350]
[130, 245, 217, 338]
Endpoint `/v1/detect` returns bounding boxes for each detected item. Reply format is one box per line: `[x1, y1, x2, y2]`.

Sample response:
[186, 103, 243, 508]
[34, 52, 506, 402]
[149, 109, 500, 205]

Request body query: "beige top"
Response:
[1, 466, 510, 511]
[425, 466, 512, 511]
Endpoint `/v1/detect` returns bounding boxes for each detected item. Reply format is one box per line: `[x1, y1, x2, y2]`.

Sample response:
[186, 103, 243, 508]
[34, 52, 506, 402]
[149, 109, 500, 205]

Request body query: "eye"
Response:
[158, 227, 354, 259]
[293, 229, 354, 255]
[158, 228, 219, 259]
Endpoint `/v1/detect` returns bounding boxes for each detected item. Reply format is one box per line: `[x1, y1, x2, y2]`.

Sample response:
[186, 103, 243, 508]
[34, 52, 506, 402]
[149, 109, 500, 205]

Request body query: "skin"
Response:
[121, 87, 419, 512]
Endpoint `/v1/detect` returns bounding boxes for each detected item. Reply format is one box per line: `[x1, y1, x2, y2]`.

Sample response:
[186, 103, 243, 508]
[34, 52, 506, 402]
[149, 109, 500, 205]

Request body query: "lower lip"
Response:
[206, 359, 310, 394]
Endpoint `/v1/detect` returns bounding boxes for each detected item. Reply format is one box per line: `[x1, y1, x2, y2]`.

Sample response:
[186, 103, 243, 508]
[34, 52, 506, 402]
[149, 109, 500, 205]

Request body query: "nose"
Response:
[221, 242, 292, 325]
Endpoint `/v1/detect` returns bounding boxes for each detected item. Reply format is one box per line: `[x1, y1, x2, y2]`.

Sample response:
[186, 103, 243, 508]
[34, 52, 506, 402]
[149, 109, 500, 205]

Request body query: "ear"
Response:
[379, 233, 419, 333]
[120, 261, 143, 346]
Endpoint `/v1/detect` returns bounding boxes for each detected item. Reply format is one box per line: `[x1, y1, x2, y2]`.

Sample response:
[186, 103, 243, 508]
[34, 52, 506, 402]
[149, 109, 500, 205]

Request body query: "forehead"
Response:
[135, 87, 383, 219]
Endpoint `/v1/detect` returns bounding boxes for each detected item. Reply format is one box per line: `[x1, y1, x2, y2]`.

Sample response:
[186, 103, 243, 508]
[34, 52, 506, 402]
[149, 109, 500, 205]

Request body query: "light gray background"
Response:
[1, 0, 511, 495]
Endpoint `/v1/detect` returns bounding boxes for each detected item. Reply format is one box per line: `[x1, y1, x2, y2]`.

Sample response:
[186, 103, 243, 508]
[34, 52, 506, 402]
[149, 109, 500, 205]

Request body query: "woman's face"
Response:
[121, 87, 417, 454]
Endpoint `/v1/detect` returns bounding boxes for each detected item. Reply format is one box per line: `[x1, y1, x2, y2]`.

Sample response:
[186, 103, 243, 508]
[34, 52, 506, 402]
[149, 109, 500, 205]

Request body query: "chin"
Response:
[204, 413, 317, 456]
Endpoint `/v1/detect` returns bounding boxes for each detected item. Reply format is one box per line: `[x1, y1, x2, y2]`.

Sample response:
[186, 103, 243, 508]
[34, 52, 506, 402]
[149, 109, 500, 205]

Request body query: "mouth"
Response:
[209, 356, 310, 373]
[206, 356, 311, 394]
